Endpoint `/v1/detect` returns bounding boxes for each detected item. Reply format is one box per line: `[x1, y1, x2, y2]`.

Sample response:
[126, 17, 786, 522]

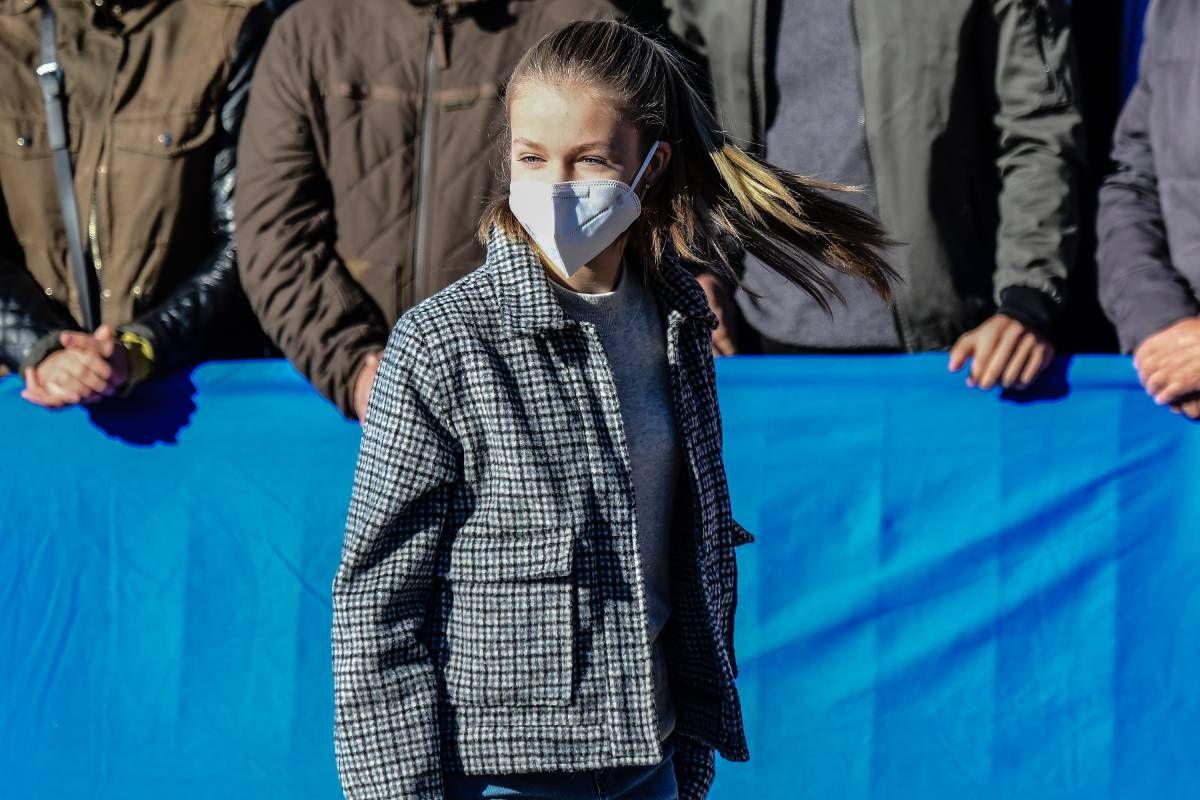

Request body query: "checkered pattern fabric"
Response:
[333, 229, 753, 799]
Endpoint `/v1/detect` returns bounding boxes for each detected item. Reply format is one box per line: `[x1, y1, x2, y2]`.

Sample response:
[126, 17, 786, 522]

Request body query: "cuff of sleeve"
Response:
[1113, 290, 1200, 355]
[116, 326, 157, 392]
[18, 330, 67, 375]
[998, 286, 1060, 342]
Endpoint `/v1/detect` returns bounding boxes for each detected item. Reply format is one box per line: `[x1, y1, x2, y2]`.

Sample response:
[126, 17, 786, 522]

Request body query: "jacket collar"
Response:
[405, 0, 485, 15]
[485, 227, 719, 338]
[0, 0, 37, 15]
[1, 1, 172, 33]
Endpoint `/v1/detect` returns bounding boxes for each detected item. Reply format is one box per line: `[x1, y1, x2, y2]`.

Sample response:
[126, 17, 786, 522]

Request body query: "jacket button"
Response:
[101, 289, 112, 300]
[16, 136, 28, 148]
[157, 132, 173, 147]
[44, 286, 54, 297]
[131, 286, 142, 297]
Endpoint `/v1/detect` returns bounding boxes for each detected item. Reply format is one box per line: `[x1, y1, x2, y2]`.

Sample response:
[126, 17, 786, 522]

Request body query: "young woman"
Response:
[332, 19, 893, 800]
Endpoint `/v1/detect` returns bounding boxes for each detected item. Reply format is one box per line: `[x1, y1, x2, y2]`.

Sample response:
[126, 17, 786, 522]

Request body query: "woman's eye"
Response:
[518, 155, 544, 165]
[581, 156, 608, 166]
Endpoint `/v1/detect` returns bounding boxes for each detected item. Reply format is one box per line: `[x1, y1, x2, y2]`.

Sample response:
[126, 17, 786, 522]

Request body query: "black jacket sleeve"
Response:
[0, 191, 81, 375]
[1096, 1, 1199, 353]
[118, 2, 283, 376]
[990, 0, 1086, 341]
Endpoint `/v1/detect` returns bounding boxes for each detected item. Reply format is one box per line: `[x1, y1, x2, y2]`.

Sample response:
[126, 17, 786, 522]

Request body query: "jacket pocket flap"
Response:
[112, 107, 217, 157]
[446, 525, 575, 582]
[0, 115, 80, 158]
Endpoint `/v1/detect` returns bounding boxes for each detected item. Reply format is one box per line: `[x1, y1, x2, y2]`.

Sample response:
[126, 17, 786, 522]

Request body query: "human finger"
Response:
[1018, 342, 1054, 389]
[1001, 333, 1038, 389]
[712, 332, 738, 357]
[948, 332, 976, 373]
[44, 376, 85, 405]
[976, 322, 1023, 390]
[56, 353, 110, 395]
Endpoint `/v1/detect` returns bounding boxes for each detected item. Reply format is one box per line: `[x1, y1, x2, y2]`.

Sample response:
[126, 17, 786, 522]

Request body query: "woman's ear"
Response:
[644, 141, 672, 190]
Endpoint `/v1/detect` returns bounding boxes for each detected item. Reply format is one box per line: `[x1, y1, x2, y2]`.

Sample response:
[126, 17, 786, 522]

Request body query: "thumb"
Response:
[23, 367, 43, 392]
[94, 324, 115, 341]
[61, 331, 94, 352]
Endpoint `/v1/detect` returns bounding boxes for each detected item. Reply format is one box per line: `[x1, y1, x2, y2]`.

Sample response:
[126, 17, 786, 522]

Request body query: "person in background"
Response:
[665, 0, 1086, 393]
[0, 0, 283, 407]
[235, 0, 619, 422]
[1097, 0, 1200, 419]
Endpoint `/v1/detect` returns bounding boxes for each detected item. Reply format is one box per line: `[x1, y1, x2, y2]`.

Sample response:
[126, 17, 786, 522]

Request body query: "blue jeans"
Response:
[444, 742, 678, 800]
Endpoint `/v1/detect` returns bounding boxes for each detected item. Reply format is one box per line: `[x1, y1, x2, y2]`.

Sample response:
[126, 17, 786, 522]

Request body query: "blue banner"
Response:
[2, 356, 1198, 799]
[1122, 0, 1152, 97]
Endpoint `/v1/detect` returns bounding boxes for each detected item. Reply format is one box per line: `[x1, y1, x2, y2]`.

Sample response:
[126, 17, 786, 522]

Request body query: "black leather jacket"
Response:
[0, 0, 285, 379]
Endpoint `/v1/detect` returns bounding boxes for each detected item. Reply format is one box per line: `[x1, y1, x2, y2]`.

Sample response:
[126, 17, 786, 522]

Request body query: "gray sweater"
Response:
[551, 264, 679, 742]
[736, 0, 901, 350]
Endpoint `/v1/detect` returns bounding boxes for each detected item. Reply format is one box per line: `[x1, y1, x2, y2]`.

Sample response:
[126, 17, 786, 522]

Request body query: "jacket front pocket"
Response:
[434, 526, 576, 708]
[0, 115, 79, 160]
[111, 107, 218, 158]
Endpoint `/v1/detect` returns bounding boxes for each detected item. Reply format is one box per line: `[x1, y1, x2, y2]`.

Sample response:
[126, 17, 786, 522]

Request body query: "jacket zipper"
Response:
[89, 35, 127, 326]
[87, 176, 103, 298]
[1028, 0, 1058, 95]
[410, 8, 443, 308]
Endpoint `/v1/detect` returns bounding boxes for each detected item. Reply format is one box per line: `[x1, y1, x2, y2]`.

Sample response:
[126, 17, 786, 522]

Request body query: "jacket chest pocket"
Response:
[432, 525, 577, 708]
[112, 107, 218, 159]
[109, 107, 219, 202]
[0, 115, 83, 247]
[0, 115, 82, 160]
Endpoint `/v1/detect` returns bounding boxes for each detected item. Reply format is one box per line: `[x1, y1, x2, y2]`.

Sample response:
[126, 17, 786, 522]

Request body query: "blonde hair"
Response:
[480, 19, 895, 308]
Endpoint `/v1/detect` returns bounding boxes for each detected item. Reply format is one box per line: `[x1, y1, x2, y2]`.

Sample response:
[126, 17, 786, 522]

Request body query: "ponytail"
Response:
[483, 19, 896, 306]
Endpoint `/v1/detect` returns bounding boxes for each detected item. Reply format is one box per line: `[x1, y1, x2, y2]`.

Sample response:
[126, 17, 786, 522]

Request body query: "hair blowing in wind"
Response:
[481, 19, 896, 309]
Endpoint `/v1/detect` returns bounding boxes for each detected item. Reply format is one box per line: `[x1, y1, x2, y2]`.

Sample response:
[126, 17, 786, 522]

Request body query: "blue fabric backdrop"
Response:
[1122, 0, 1152, 97]
[2, 355, 1198, 799]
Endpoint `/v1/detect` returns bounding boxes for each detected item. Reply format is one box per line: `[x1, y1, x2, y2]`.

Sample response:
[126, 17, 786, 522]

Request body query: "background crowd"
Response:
[1, 0, 1197, 418]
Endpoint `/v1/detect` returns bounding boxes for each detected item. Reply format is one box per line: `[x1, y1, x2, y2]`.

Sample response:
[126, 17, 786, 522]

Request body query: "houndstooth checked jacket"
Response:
[333, 229, 755, 800]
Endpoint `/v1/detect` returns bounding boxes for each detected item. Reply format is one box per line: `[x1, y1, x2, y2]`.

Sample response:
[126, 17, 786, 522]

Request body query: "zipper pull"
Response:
[1028, 0, 1058, 95]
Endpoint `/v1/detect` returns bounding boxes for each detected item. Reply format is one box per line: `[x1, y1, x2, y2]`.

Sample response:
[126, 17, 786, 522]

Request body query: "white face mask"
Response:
[508, 141, 661, 279]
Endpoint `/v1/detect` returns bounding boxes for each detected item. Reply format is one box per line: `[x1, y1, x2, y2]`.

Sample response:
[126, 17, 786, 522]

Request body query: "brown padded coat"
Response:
[235, 0, 618, 417]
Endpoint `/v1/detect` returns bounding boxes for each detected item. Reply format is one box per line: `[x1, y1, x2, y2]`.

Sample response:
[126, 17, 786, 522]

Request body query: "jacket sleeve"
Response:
[117, 2, 281, 378]
[669, 733, 716, 800]
[333, 317, 457, 800]
[0, 193, 81, 374]
[1096, 2, 1197, 353]
[235, 13, 390, 419]
[989, 0, 1086, 339]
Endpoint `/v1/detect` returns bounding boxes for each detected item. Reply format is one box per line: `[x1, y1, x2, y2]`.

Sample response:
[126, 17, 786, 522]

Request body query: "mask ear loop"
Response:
[629, 140, 662, 191]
